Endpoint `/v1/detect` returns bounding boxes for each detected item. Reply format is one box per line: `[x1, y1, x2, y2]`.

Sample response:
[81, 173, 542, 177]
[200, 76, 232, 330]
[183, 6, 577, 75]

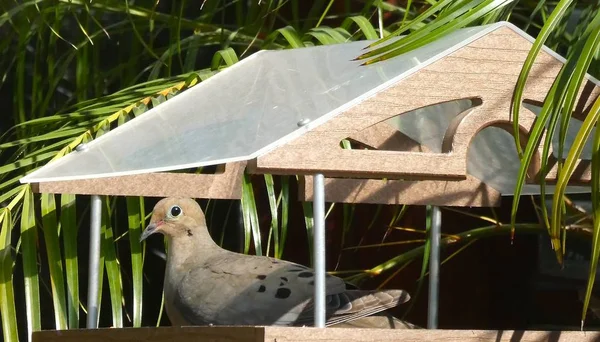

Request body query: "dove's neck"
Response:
[163, 226, 224, 304]
[164, 226, 223, 276]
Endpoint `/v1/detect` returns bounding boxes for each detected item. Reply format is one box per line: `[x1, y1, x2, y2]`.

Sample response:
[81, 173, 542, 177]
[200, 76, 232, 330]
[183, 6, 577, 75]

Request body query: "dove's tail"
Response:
[324, 289, 411, 326]
[330, 313, 420, 329]
[294, 289, 411, 327]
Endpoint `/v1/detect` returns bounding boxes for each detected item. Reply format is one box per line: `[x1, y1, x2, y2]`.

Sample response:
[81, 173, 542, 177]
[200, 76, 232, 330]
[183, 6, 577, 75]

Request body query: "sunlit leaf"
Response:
[0, 209, 18, 342]
[60, 193, 79, 329]
[582, 110, 600, 327]
[341, 16, 378, 40]
[102, 197, 123, 327]
[553, 94, 600, 290]
[511, 0, 575, 157]
[20, 186, 41, 338]
[126, 196, 144, 327]
[210, 48, 239, 70]
[263, 26, 305, 48]
[301, 199, 314, 267]
[360, 0, 515, 63]
[366, 0, 455, 49]
[279, 176, 290, 259]
[241, 173, 262, 256]
[264, 174, 279, 258]
[41, 193, 68, 329]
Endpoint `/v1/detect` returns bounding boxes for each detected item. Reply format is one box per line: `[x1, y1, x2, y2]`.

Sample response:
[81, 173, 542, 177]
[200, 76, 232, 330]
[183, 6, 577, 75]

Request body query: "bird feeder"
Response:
[23, 21, 600, 340]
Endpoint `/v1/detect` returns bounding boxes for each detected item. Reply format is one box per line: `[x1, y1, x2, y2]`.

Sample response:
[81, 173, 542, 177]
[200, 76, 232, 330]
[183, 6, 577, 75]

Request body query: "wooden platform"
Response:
[32, 326, 600, 342]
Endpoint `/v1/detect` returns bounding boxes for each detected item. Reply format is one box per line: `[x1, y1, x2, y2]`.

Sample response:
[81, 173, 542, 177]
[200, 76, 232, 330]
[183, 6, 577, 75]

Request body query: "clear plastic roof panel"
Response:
[21, 23, 498, 183]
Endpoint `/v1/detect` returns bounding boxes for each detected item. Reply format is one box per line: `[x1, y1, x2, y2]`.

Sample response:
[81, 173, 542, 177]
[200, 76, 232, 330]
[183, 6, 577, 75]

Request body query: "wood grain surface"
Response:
[300, 175, 501, 207]
[32, 326, 600, 342]
[31, 162, 245, 199]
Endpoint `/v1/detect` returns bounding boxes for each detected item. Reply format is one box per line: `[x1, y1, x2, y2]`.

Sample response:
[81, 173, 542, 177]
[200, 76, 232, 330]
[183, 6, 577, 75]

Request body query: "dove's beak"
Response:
[140, 221, 163, 242]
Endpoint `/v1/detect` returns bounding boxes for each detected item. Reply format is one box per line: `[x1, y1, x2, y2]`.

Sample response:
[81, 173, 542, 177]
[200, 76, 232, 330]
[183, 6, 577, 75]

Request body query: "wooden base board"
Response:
[32, 326, 600, 342]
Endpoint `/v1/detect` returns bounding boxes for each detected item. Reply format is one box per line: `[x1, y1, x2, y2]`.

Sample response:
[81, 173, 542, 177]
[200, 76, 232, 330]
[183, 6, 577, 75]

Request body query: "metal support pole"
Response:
[427, 206, 442, 329]
[86, 195, 102, 328]
[313, 173, 326, 328]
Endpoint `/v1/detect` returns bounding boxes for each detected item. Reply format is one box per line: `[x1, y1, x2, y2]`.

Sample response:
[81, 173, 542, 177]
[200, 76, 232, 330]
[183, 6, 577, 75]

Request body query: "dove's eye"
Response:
[167, 205, 183, 219]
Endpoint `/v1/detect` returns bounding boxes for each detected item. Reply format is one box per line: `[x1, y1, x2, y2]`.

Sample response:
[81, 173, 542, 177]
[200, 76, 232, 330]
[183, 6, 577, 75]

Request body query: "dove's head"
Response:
[140, 197, 207, 242]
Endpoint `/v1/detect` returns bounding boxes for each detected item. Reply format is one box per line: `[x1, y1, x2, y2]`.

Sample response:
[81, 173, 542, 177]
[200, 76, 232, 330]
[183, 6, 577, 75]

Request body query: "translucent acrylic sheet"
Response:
[21, 23, 498, 183]
[385, 100, 591, 195]
[486, 103, 593, 195]
[384, 99, 475, 154]
[468, 126, 590, 195]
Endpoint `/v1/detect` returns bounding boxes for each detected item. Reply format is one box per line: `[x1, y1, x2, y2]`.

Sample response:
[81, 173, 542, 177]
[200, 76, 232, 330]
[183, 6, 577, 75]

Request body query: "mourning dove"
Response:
[140, 197, 413, 328]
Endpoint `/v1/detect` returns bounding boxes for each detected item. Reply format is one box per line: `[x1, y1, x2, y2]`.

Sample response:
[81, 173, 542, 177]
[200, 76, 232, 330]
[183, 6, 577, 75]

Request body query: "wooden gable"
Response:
[248, 26, 599, 206]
